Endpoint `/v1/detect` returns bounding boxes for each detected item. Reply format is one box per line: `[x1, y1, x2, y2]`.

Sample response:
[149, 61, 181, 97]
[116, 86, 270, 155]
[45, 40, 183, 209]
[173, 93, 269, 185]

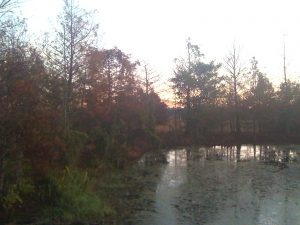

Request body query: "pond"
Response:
[125, 145, 300, 225]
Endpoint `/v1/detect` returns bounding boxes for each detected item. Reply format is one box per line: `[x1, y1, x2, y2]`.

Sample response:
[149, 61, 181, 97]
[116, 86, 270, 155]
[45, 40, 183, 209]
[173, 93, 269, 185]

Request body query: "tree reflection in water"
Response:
[129, 145, 300, 225]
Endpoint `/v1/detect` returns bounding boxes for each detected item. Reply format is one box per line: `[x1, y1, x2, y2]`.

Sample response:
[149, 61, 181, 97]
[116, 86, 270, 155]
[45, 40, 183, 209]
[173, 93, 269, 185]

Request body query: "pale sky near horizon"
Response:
[19, 0, 300, 99]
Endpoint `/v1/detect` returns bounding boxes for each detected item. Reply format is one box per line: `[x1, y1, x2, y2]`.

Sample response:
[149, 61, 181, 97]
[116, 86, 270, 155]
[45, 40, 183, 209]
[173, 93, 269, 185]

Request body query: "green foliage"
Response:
[0, 1, 167, 224]
[2, 184, 23, 209]
[171, 40, 223, 136]
[2, 178, 35, 210]
[43, 167, 115, 224]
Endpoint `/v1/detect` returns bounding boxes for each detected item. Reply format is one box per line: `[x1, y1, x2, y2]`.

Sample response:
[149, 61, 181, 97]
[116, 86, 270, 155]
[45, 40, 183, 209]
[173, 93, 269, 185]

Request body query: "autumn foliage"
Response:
[0, 1, 166, 223]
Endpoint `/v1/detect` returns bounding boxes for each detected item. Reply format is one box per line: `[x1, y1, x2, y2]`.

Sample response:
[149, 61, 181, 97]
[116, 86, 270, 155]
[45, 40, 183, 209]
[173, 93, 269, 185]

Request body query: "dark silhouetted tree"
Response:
[44, 0, 98, 129]
[224, 44, 244, 137]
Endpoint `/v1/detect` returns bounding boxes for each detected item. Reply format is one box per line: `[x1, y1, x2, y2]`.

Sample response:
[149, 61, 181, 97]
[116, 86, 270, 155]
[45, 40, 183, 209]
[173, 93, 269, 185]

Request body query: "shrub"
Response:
[43, 167, 115, 224]
[1, 177, 35, 210]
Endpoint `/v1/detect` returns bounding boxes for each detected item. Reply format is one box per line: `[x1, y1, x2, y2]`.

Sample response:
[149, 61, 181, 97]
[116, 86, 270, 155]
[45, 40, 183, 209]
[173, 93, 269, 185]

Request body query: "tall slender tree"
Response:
[246, 57, 274, 136]
[141, 62, 159, 96]
[171, 39, 203, 133]
[224, 44, 244, 137]
[44, 0, 98, 129]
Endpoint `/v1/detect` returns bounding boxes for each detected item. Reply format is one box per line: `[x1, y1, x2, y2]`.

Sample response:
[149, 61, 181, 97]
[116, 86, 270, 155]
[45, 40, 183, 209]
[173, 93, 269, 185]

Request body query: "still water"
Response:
[126, 145, 300, 225]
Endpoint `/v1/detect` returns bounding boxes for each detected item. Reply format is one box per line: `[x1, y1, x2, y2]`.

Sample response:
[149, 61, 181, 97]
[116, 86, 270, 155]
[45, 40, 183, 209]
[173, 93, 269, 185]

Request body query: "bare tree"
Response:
[283, 36, 288, 99]
[44, 0, 98, 129]
[0, 0, 19, 17]
[224, 44, 244, 136]
[140, 62, 159, 96]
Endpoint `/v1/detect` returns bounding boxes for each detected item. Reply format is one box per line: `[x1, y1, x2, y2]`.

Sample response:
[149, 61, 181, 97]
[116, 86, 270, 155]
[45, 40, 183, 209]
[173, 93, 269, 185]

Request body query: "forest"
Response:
[1, 0, 300, 224]
[168, 39, 300, 146]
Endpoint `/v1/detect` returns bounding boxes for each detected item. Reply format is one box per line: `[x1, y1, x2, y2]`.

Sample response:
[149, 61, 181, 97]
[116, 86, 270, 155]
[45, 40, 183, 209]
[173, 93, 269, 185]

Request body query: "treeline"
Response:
[169, 39, 300, 145]
[2, 0, 300, 223]
[0, 0, 166, 223]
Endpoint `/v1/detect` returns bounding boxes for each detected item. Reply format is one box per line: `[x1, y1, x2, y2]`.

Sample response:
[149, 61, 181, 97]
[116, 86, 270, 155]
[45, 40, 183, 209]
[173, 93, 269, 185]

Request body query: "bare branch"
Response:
[0, 0, 19, 16]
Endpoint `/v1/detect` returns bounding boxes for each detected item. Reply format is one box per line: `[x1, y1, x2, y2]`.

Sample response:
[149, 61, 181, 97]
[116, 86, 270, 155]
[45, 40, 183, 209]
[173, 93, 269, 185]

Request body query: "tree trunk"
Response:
[253, 117, 256, 141]
[234, 77, 240, 137]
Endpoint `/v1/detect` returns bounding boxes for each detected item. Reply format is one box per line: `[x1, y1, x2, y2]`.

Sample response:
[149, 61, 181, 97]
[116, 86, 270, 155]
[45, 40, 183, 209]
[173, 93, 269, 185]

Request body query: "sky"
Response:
[20, 0, 300, 98]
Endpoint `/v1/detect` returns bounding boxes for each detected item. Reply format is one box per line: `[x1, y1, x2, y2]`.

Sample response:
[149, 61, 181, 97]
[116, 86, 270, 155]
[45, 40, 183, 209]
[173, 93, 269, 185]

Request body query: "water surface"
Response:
[126, 145, 300, 225]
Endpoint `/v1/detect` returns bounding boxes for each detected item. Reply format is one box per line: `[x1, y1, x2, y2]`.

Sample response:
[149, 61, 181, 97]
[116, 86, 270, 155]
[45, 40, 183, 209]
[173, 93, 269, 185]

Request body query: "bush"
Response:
[1, 177, 35, 210]
[43, 167, 115, 224]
